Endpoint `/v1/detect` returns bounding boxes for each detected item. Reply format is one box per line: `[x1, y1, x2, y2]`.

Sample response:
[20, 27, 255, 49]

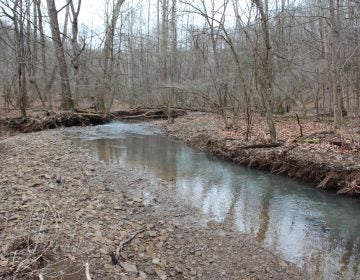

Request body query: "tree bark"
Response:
[46, 0, 74, 110]
[97, 0, 125, 112]
[69, 0, 82, 105]
[252, 0, 277, 142]
[329, 0, 343, 127]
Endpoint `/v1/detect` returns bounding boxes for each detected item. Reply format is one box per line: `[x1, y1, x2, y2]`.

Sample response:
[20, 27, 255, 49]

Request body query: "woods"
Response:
[0, 0, 360, 136]
[1, 1, 360, 279]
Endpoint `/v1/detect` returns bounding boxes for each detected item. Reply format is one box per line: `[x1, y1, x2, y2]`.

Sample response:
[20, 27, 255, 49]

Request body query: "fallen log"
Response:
[232, 143, 282, 150]
[111, 108, 186, 120]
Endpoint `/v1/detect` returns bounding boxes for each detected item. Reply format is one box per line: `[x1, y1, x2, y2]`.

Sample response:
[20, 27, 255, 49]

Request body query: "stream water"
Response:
[67, 121, 360, 280]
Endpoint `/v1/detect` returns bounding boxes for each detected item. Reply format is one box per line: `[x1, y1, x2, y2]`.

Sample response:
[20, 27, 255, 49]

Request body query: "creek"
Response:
[67, 121, 360, 280]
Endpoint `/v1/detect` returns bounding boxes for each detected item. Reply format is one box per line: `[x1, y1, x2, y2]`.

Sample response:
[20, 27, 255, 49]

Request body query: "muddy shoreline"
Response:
[165, 113, 360, 196]
[0, 128, 306, 279]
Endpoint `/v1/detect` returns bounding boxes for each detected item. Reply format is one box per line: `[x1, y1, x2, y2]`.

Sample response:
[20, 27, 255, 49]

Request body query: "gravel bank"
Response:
[0, 129, 306, 279]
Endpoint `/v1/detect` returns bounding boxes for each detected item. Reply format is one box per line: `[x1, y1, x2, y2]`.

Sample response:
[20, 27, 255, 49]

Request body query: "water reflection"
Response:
[68, 122, 360, 280]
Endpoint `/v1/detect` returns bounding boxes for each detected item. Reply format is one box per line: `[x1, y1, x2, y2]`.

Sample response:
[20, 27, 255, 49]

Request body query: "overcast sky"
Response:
[54, 0, 240, 34]
[56, 0, 107, 32]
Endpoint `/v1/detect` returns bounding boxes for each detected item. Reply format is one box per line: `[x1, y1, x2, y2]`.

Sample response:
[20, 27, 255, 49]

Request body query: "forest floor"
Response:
[0, 129, 306, 279]
[165, 112, 360, 196]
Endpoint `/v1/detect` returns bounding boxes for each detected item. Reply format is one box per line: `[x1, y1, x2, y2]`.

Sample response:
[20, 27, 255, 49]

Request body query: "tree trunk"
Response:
[46, 0, 74, 110]
[70, 0, 82, 105]
[13, 0, 28, 119]
[329, 0, 343, 127]
[161, 0, 169, 84]
[97, 0, 125, 112]
[252, 0, 277, 141]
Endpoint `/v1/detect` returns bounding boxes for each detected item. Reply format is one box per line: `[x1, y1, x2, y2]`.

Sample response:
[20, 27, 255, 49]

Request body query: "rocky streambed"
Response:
[0, 128, 306, 279]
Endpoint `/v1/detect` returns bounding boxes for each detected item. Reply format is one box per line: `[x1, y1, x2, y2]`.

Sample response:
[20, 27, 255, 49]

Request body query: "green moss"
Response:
[301, 138, 320, 144]
[63, 99, 75, 111]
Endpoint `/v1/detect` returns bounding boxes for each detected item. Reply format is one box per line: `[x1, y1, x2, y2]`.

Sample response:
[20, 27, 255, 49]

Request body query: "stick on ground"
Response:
[114, 229, 144, 262]
[85, 262, 91, 280]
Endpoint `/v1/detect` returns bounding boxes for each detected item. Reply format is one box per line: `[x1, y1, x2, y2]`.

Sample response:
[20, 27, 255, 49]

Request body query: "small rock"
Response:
[145, 244, 153, 255]
[126, 200, 134, 206]
[155, 267, 167, 280]
[144, 266, 155, 275]
[0, 260, 9, 267]
[29, 179, 42, 187]
[152, 258, 161, 265]
[138, 271, 147, 279]
[158, 235, 167, 241]
[99, 248, 108, 255]
[147, 231, 157, 237]
[56, 175, 61, 184]
[120, 262, 138, 273]
[156, 242, 163, 249]
[92, 236, 106, 242]
[190, 269, 197, 276]
[104, 264, 114, 271]
[279, 261, 288, 269]
[174, 266, 182, 274]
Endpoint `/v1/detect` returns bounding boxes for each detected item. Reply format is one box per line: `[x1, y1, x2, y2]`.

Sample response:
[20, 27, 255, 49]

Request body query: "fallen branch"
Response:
[235, 143, 282, 150]
[85, 262, 92, 280]
[113, 229, 144, 263]
[118, 113, 166, 120]
[296, 113, 303, 137]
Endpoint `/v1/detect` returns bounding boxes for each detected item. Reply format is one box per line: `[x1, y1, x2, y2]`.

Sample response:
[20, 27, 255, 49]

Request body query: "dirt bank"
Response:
[0, 129, 306, 279]
[165, 113, 360, 196]
[0, 108, 186, 136]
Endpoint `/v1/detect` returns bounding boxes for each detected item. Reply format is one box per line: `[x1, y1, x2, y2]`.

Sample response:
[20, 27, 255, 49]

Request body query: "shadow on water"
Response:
[67, 122, 360, 280]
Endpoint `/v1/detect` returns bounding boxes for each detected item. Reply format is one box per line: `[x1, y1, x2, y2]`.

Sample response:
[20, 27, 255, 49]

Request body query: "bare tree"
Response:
[97, 0, 125, 112]
[252, 0, 276, 141]
[69, 0, 83, 104]
[329, 0, 343, 127]
[1, 0, 29, 118]
[46, 0, 74, 110]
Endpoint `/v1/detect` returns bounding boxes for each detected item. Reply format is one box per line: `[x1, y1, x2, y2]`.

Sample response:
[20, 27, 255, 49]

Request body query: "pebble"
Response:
[120, 262, 138, 273]
[138, 271, 147, 279]
[152, 258, 161, 265]
[147, 230, 157, 237]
